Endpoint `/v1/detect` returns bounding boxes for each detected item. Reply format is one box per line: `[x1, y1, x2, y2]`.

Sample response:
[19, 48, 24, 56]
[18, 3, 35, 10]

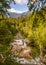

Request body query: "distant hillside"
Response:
[8, 11, 31, 18]
[8, 7, 46, 18]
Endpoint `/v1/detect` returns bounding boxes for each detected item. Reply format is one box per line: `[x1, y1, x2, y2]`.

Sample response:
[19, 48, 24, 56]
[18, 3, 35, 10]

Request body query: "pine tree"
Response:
[27, 0, 46, 11]
[0, 0, 15, 16]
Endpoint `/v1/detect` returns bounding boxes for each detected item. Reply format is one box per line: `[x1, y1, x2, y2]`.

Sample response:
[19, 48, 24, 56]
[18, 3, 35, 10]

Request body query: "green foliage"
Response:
[31, 47, 40, 58]
[0, 59, 21, 65]
[0, 44, 9, 54]
[0, 20, 13, 44]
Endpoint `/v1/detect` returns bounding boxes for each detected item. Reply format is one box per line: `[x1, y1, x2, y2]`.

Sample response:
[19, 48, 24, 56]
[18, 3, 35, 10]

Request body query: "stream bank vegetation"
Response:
[0, 7, 46, 65]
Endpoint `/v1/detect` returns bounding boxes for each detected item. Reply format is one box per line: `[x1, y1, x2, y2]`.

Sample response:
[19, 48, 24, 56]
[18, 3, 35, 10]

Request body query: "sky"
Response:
[9, 0, 28, 13]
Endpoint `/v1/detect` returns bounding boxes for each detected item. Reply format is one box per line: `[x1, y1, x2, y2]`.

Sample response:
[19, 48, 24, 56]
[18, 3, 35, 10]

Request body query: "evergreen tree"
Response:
[0, 0, 15, 16]
[27, 0, 46, 11]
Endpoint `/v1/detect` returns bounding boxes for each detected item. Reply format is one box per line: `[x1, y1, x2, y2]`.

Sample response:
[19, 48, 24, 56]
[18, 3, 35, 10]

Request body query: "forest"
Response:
[0, 6, 46, 65]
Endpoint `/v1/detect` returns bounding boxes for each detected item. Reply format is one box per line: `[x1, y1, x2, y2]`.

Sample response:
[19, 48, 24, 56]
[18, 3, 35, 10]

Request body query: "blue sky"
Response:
[10, 3, 28, 11]
[10, 0, 28, 13]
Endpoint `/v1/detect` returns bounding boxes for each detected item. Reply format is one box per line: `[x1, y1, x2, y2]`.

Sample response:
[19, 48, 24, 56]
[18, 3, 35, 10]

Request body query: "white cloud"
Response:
[7, 8, 28, 13]
[14, 0, 28, 4]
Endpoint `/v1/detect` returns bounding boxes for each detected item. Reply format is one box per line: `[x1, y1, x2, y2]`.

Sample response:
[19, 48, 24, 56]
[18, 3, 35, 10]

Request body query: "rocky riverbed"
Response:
[10, 39, 46, 65]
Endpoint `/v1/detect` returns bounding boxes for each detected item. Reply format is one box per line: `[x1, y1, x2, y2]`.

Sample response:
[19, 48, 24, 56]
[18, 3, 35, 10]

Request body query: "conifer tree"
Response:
[27, 0, 46, 11]
[0, 0, 15, 16]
